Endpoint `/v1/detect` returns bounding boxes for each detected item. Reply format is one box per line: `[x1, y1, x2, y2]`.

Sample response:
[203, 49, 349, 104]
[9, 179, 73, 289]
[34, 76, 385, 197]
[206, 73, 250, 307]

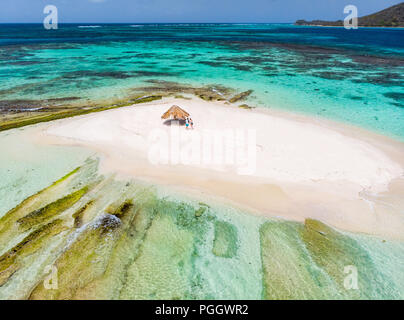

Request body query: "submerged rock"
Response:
[229, 90, 253, 103]
[90, 214, 122, 232]
[212, 221, 238, 258]
[239, 104, 254, 110]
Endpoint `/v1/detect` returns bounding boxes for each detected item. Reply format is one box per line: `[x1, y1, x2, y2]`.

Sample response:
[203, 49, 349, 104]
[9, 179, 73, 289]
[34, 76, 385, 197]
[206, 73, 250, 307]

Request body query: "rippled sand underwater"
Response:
[0, 155, 403, 300]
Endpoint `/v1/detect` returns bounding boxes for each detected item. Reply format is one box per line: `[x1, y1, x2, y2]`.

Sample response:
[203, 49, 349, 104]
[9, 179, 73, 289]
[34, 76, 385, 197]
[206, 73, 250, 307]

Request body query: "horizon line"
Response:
[0, 22, 295, 25]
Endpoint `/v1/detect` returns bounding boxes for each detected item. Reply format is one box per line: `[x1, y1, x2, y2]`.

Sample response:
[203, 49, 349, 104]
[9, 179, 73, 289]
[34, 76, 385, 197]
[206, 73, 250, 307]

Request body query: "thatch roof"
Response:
[161, 105, 190, 120]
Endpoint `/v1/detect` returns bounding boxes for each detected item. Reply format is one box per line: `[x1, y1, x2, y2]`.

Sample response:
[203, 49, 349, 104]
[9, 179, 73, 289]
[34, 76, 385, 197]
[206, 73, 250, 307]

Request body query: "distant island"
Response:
[296, 2, 404, 27]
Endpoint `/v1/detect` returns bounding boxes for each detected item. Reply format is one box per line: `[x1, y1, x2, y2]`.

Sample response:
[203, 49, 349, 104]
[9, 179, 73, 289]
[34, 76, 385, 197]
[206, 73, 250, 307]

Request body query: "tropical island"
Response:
[0, 1, 404, 301]
[296, 2, 404, 27]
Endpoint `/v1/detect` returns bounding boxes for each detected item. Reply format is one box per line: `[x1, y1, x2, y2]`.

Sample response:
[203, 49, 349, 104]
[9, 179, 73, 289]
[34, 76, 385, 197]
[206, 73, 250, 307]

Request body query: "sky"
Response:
[0, 0, 402, 23]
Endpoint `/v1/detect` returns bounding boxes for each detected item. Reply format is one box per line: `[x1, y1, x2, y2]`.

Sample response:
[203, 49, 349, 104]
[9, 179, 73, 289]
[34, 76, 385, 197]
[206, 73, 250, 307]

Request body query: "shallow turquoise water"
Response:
[0, 23, 403, 139]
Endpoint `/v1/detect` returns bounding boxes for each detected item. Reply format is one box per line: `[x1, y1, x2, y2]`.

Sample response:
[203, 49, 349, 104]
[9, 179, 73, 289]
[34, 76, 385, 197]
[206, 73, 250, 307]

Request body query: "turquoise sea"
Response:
[0, 23, 403, 139]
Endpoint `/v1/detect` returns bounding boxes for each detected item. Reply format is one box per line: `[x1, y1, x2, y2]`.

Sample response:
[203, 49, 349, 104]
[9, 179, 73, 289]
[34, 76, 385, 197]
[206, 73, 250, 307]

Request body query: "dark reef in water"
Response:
[9, 60, 44, 66]
[62, 70, 133, 79]
[0, 97, 82, 111]
[345, 95, 364, 101]
[60, 70, 181, 80]
[198, 59, 253, 72]
[352, 73, 403, 87]
[132, 70, 181, 77]
[383, 91, 404, 102]
[197, 61, 225, 68]
[133, 80, 234, 102]
[314, 72, 347, 81]
[351, 55, 404, 67]
[383, 92, 404, 107]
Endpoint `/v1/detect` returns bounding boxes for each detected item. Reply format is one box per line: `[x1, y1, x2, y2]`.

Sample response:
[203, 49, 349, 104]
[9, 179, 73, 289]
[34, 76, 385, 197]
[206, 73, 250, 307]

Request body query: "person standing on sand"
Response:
[185, 117, 189, 130]
[190, 117, 194, 129]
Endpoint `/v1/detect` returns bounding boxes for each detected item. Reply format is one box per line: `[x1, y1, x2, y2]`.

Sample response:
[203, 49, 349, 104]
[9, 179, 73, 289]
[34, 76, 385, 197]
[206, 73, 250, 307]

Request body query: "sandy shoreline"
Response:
[32, 96, 404, 239]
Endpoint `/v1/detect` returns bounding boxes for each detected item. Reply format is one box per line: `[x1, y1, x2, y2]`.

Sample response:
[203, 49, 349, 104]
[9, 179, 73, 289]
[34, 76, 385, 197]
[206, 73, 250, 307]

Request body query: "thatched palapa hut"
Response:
[161, 105, 190, 120]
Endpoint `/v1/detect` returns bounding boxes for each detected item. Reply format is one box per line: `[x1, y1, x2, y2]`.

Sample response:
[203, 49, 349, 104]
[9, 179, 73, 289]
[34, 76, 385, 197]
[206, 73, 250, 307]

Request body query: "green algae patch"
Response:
[174, 95, 192, 100]
[260, 219, 399, 299]
[212, 221, 238, 258]
[28, 196, 199, 300]
[259, 220, 334, 300]
[116, 199, 213, 299]
[72, 200, 94, 228]
[106, 199, 134, 219]
[239, 104, 254, 110]
[28, 189, 156, 300]
[0, 219, 66, 286]
[119, 214, 195, 300]
[194, 206, 206, 218]
[0, 109, 97, 132]
[195, 202, 210, 218]
[97, 201, 159, 299]
[300, 219, 366, 298]
[299, 219, 392, 299]
[133, 95, 162, 103]
[29, 214, 122, 300]
[50, 166, 81, 186]
[0, 165, 83, 252]
[0, 166, 80, 230]
[17, 186, 89, 230]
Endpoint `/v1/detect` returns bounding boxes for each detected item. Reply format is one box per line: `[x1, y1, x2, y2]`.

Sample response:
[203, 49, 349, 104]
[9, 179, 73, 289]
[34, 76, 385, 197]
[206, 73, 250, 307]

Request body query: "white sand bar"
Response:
[37, 97, 404, 239]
